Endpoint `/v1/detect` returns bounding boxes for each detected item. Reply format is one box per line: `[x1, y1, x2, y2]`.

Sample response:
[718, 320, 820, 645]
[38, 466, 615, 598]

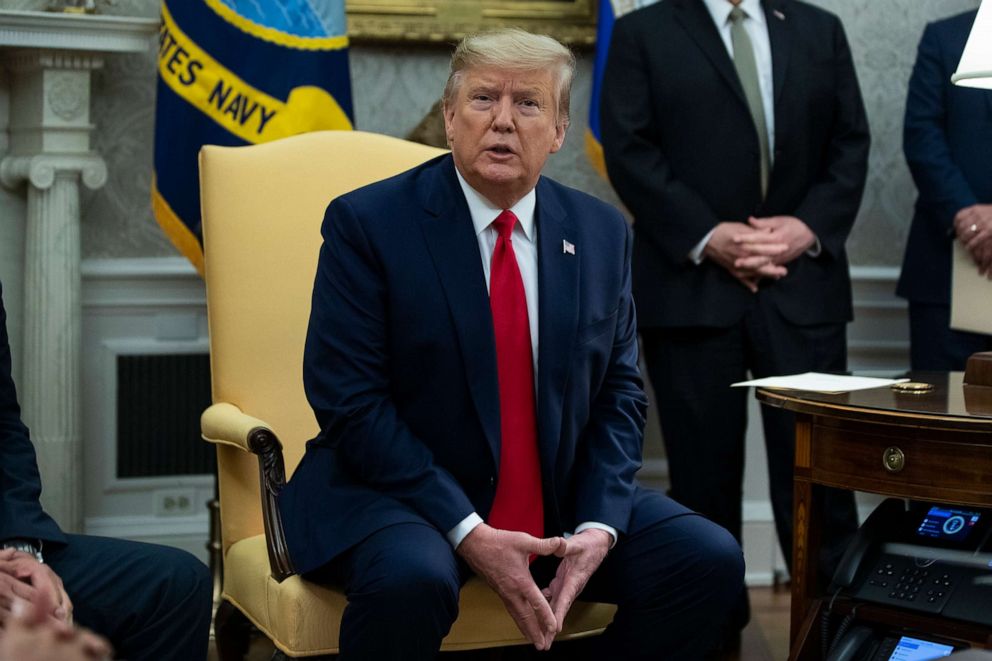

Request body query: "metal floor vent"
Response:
[116, 353, 215, 478]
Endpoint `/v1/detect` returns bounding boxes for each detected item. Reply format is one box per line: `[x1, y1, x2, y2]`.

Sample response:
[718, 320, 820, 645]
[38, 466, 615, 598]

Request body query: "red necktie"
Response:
[487, 209, 544, 539]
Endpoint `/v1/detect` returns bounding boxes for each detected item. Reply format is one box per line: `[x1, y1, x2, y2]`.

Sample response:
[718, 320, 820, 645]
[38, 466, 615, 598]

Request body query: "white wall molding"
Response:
[82, 257, 205, 309]
[84, 513, 209, 539]
[0, 10, 158, 54]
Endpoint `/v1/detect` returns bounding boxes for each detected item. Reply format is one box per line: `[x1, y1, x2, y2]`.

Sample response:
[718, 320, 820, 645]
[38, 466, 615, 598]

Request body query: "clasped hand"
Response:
[0, 549, 111, 661]
[954, 204, 992, 279]
[703, 216, 816, 292]
[0, 549, 71, 626]
[457, 524, 611, 651]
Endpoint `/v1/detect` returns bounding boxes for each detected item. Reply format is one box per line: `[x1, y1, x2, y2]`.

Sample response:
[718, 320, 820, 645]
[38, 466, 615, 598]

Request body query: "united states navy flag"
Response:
[153, 0, 353, 274]
[586, 0, 659, 177]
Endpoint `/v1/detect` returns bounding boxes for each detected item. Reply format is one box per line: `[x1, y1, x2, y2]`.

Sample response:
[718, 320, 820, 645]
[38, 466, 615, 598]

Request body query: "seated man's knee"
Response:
[692, 519, 745, 603]
[146, 546, 212, 615]
[357, 550, 460, 621]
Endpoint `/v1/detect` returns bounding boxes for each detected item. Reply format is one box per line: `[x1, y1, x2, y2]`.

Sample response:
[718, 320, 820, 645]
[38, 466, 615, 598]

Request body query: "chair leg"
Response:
[214, 599, 253, 661]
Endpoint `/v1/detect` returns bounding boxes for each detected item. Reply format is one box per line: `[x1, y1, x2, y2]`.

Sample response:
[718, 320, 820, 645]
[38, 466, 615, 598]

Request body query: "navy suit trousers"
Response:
[45, 534, 212, 661]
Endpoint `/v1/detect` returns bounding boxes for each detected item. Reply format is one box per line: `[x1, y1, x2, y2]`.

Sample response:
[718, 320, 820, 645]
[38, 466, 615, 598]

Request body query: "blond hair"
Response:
[442, 28, 576, 128]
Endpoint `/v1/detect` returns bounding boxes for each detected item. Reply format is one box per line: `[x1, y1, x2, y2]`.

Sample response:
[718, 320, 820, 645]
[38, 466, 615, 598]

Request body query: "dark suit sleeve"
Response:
[573, 223, 647, 533]
[0, 283, 65, 545]
[600, 17, 721, 263]
[903, 22, 977, 231]
[792, 16, 870, 259]
[302, 198, 476, 536]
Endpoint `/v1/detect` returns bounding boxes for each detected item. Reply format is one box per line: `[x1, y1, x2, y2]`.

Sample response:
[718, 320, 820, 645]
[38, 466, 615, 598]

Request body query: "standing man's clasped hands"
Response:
[703, 215, 816, 292]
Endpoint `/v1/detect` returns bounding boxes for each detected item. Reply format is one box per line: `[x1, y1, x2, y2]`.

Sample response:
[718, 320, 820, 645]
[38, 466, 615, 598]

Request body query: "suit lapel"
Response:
[535, 178, 578, 487]
[418, 157, 501, 469]
[674, 0, 748, 109]
[763, 0, 792, 108]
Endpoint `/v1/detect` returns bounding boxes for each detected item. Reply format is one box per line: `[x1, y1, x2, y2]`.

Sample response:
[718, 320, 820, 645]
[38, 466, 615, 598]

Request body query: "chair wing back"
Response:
[199, 131, 448, 551]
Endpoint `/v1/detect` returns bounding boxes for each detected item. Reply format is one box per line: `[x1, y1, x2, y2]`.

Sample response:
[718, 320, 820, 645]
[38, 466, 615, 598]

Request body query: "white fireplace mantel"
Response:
[0, 9, 158, 531]
[0, 9, 159, 53]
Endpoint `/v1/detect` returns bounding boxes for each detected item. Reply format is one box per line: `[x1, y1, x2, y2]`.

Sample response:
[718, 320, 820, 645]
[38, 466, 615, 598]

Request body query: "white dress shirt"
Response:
[446, 170, 617, 549]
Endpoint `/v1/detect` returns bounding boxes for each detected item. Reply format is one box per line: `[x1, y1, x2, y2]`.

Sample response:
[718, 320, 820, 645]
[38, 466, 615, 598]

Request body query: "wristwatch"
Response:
[1, 538, 43, 563]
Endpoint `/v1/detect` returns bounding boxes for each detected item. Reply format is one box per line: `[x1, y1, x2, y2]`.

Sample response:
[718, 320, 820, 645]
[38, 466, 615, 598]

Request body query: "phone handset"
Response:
[830, 498, 906, 592]
[826, 625, 874, 661]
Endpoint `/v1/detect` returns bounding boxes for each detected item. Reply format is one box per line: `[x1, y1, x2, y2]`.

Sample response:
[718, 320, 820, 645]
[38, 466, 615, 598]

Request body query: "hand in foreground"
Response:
[703, 222, 788, 292]
[457, 524, 564, 651]
[746, 215, 817, 266]
[543, 528, 611, 632]
[0, 550, 71, 624]
[0, 599, 111, 661]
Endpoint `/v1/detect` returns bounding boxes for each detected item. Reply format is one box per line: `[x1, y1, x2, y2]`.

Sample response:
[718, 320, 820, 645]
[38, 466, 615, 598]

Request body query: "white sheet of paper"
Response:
[731, 372, 909, 394]
[950, 240, 992, 334]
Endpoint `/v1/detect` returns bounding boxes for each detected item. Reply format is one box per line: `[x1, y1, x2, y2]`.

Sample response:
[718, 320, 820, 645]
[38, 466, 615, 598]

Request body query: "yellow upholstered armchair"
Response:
[198, 130, 615, 659]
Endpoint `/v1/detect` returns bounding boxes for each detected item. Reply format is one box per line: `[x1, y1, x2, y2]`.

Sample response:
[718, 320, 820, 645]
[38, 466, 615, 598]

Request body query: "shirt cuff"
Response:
[447, 512, 483, 549]
[573, 522, 618, 549]
[806, 236, 821, 258]
[688, 228, 717, 264]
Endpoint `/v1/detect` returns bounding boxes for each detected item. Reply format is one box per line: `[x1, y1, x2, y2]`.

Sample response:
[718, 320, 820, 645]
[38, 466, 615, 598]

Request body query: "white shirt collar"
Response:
[701, 0, 767, 28]
[454, 168, 537, 242]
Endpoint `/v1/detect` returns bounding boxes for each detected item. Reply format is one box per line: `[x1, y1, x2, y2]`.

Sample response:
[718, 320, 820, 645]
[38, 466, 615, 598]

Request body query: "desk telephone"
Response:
[830, 498, 992, 626]
[823, 498, 992, 661]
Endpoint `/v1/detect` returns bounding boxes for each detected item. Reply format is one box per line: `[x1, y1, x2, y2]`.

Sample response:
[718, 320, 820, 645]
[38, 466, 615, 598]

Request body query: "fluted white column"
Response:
[0, 10, 158, 531]
[1, 154, 106, 530]
[1, 42, 108, 532]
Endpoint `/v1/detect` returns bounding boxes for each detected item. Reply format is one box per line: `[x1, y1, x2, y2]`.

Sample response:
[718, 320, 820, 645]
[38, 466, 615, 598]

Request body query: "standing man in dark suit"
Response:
[600, 0, 868, 616]
[899, 9, 992, 370]
[278, 28, 744, 661]
[0, 281, 213, 660]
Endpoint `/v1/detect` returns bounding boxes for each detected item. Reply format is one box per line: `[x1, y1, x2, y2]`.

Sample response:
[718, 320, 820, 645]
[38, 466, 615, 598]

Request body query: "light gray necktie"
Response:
[729, 6, 770, 196]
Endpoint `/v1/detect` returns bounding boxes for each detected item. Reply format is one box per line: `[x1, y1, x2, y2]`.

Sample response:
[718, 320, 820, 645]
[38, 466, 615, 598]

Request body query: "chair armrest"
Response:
[201, 402, 297, 581]
[201, 402, 272, 452]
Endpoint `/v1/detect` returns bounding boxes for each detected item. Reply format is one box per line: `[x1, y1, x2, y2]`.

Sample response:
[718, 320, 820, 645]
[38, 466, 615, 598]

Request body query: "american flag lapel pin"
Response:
[562, 239, 576, 255]
[773, 9, 785, 20]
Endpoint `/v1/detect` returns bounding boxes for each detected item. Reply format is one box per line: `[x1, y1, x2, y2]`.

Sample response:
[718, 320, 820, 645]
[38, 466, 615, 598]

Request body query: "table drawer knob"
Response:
[883, 447, 905, 473]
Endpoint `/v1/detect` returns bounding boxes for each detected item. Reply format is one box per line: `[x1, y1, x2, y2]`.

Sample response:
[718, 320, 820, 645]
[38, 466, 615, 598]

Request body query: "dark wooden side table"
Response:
[757, 372, 992, 659]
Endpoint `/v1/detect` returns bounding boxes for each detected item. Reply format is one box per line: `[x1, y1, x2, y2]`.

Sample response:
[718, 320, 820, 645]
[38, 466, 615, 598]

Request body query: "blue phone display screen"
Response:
[887, 636, 954, 661]
[916, 506, 981, 543]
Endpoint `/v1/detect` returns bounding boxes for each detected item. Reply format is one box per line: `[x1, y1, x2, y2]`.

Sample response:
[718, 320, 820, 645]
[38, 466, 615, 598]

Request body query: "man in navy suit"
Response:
[899, 9, 992, 369]
[0, 282, 213, 660]
[278, 28, 744, 660]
